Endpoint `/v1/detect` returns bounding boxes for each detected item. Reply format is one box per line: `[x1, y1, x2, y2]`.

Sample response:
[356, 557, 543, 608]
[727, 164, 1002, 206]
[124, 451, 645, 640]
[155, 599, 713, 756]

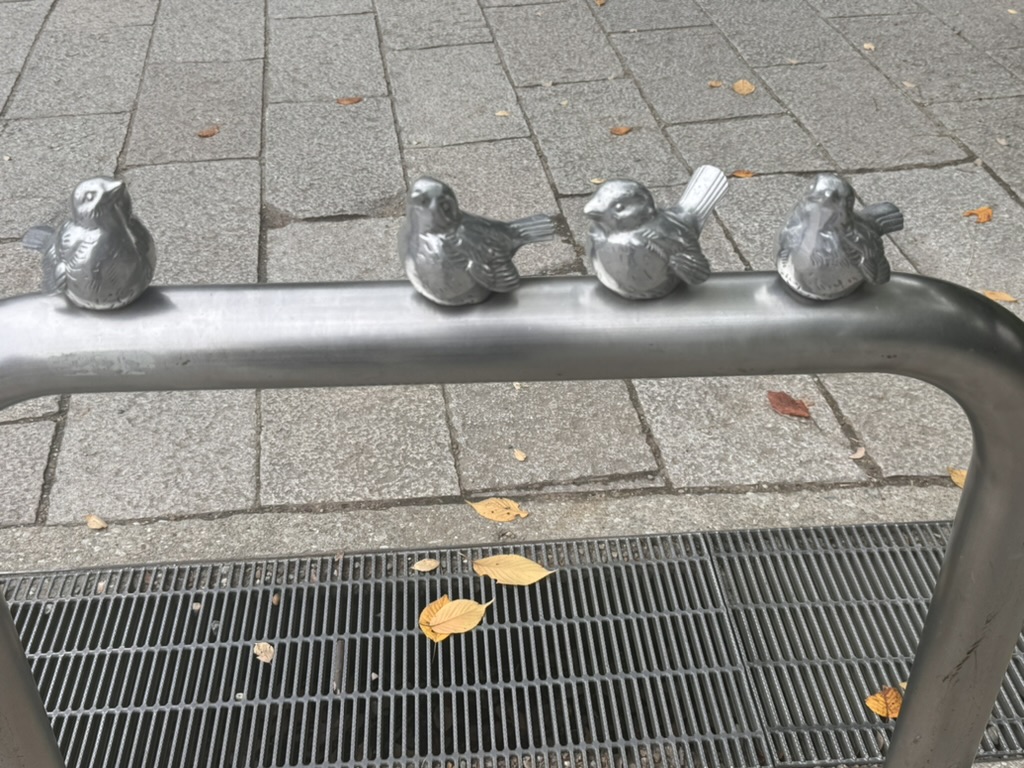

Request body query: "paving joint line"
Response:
[811, 374, 884, 480]
[34, 394, 70, 526]
[0, 0, 58, 118]
[624, 379, 675, 491]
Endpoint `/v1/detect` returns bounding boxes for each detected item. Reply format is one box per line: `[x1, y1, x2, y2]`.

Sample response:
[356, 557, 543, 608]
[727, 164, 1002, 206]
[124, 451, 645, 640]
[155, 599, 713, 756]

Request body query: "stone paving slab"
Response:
[931, 99, 1024, 199]
[404, 139, 577, 275]
[126, 60, 263, 166]
[832, 14, 1024, 105]
[264, 99, 404, 218]
[914, 0, 1024, 51]
[591, 0, 708, 34]
[269, 0, 371, 18]
[0, 485, 960, 572]
[0, 421, 52, 526]
[46, 0, 158, 29]
[486, 0, 622, 87]
[697, 0, 855, 66]
[0, 1, 49, 72]
[389, 44, 529, 148]
[0, 71, 16, 108]
[149, 0, 265, 63]
[634, 375, 866, 487]
[446, 380, 661, 493]
[266, 219, 405, 283]
[850, 165, 1024, 295]
[806, 0, 921, 16]
[822, 373, 972, 477]
[0, 112, 129, 238]
[376, 0, 491, 50]
[260, 386, 459, 506]
[5, 26, 149, 118]
[519, 78, 687, 195]
[757, 56, 966, 169]
[612, 27, 784, 125]
[123, 160, 261, 284]
[268, 14, 386, 104]
[667, 115, 833, 175]
[47, 391, 258, 523]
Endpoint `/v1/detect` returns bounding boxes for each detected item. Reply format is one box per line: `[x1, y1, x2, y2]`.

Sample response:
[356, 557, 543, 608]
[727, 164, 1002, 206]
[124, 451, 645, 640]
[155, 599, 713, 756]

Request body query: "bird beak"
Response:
[101, 179, 126, 197]
[583, 198, 601, 220]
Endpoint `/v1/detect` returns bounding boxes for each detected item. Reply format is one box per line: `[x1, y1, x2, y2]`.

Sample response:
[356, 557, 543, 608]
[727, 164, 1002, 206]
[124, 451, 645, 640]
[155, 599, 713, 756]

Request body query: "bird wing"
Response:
[842, 223, 891, 285]
[456, 216, 521, 293]
[638, 210, 711, 286]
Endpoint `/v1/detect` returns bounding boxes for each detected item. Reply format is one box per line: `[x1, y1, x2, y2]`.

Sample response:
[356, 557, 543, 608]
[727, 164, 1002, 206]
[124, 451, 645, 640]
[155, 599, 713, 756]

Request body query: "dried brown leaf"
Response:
[850, 446, 866, 460]
[197, 125, 220, 138]
[863, 42, 876, 51]
[983, 290, 1017, 303]
[594, 0, 606, 6]
[730, 170, 756, 179]
[419, 595, 451, 642]
[427, 598, 492, 639]
[767, 391, 811, 419]
[473, 554, 556, 586]
[948, 467, 968, 489]
[732, 79, 756, 95]
[865, 686, 903, 719]
[494, 109, 511, 117]
[467, 497, 529, 522]
[412, 558, 440, 573]
[610, 125, 633, 136]
[85, 514, 108, 530]
[964, 206, 993, 223]
[708, 80, 723, 88]
[513, 448, 527, 462]
[997, 137, 1009, 146]
[253, 642, 275, 664]
[271, 593, 281, 606]
[336, 96, 364, 106]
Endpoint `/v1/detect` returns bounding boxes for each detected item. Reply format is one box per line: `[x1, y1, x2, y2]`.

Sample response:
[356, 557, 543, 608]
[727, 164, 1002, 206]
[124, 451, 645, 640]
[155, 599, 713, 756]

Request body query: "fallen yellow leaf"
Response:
[197, 125, 220, 138]
[1010, 8, 1019, 13]
[411, 558, 440, 572]
[473, 554, 555, 586]
[730, 170, 756, 179]
[983, 290, 1017, 303]
[948, 467, 967, 488]
[964, 206, 993, 223]
[253, 642, 275, 664]
[732, 79, 756, 95]
[513, 448, 527, 462]
[863, 42, 876, 51]
[594, 0, 606, 6]
[336, 96, 364, 106]
[425, 598, 493, 641]
[865, 685, 903, 718]
[708, 80, 723, 88]
[610, 125, 632, 136]
[494, 110, 511, 117]
[850, 446, 866, 460]
[85, 514, 108, 530]
[590, 177, 606, 185]
[419, 595, 451, 642]
[467, 497, 529, 522]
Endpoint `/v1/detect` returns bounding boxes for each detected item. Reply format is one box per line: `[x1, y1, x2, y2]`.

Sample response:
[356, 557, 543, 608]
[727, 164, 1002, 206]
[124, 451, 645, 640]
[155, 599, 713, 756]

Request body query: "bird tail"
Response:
[861, 203, 904, 235]
[674, 165, 728, 232]
[508, 214, 556, 248]
[21, 225, 55, 252]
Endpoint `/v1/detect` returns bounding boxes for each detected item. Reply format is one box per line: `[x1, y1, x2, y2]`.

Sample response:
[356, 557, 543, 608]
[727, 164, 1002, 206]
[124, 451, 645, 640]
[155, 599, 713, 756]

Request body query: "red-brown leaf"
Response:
[767, 391, 811, 419]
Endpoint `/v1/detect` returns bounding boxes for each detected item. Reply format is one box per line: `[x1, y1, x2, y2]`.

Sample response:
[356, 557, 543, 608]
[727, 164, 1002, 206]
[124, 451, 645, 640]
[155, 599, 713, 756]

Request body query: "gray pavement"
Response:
[1, 0, 1022, 573]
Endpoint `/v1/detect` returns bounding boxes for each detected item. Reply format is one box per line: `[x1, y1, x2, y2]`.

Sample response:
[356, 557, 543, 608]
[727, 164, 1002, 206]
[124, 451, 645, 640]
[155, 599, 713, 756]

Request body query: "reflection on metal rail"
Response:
[2, 273, 1023, 768]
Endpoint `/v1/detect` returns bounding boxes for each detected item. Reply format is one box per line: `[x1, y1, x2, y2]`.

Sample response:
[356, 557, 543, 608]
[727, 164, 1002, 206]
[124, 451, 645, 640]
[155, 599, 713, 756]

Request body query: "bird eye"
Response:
[84, 191, 96, 203]
[614, 202, 625, 212]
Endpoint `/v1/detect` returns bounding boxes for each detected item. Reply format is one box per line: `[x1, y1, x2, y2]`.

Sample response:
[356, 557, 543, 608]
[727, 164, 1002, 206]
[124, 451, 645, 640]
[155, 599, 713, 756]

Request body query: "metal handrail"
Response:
[2, 272, 1023, 768]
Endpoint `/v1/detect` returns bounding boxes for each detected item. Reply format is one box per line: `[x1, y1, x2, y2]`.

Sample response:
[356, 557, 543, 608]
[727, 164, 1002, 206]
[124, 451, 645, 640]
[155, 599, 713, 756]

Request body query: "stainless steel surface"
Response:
[584, 165, 727, 299]
[399, 176, 555, 305]
[21, 177, 156, 311]
[1, 271, 1023, 768]
[776, 173, 902, 301]
[0, 592, 66, 768]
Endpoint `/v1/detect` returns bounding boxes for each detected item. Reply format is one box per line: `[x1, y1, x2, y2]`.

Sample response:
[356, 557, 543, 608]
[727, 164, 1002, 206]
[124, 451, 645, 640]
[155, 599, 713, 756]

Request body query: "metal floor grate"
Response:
[4, 521, 1024, 768]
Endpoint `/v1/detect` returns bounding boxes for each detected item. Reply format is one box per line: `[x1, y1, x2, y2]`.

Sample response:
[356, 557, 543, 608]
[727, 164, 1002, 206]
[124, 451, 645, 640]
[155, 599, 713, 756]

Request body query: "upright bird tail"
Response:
[21, 225, 55, 252]
[861, 203, 904, 235]
[508, 214, 556, 248]
[673, 165, 728, 232]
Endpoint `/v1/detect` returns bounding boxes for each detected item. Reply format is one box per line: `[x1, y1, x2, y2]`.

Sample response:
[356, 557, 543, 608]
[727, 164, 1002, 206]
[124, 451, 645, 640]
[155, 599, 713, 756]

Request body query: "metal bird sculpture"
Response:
[399, 176, 556, 306]
[21, 177, 156, 310]
[776, 173, 903, 301]
[583, 165, 728, 300]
